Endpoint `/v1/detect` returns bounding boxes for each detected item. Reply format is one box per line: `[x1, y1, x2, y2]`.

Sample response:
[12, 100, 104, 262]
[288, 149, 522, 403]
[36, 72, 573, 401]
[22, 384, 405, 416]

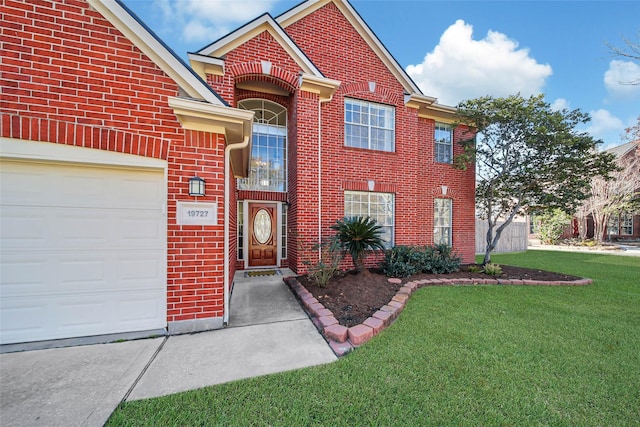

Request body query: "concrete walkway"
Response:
[527, 241, 640, 256]
[0, 270, 336, 426]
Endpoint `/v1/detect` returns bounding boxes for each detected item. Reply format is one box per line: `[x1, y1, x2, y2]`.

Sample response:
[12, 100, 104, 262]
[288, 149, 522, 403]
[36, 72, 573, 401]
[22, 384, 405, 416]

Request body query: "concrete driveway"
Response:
[0, 271, 336, 426]
[0, 338, 163, 427]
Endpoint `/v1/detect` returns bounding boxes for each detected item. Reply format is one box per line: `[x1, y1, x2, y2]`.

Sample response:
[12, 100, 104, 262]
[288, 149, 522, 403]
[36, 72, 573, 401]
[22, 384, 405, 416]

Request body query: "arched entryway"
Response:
[237, 99, 288, 268]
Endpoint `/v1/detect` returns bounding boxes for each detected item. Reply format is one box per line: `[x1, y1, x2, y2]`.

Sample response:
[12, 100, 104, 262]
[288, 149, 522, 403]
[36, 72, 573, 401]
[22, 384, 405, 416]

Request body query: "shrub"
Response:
[302, 236, 344, 287]
[382, 244, 461, 277]
[483, 263, 503, 276]
[331, 217, 386, 274]
[429, 244, 462, 274]
[538, 209, 572, 245]
[381, 245, 420, 278]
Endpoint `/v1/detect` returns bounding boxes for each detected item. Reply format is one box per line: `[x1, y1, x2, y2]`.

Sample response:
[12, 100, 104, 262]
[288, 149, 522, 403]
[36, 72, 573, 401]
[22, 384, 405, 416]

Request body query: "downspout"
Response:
[224, 136, 250, 325]
[318, 99, 322, 258]
[318, 96, 331, 258]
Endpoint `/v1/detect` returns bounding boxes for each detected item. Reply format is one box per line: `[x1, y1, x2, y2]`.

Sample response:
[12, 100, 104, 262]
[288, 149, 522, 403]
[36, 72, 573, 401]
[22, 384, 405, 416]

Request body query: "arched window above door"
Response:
[237, 99, 287, 192]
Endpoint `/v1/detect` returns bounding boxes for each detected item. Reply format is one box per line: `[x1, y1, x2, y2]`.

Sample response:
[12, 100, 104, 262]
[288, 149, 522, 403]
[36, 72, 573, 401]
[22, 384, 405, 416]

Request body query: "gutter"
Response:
[223, 136, 250, 325]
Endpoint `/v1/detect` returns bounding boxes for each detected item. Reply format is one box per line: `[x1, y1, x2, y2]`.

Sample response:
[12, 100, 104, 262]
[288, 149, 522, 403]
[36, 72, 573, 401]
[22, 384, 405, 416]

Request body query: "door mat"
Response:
[245, 269, 282, 277]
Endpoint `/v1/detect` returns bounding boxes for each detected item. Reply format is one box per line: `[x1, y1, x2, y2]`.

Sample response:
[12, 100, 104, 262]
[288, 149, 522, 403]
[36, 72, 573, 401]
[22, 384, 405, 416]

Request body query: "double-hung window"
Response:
[435, 123, 452, 164]
[434, 198, 452, 245]
[344, 191, 394, 248]
[345, 98, 395, 152]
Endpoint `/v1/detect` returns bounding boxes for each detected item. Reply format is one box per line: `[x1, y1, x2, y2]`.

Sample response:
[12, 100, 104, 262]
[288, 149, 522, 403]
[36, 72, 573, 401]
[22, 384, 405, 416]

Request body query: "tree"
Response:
[331, 216, 386, 275]
[607, 32, 640, 85]
[455, 94, 617, 265]
[577, 118, 640, 243]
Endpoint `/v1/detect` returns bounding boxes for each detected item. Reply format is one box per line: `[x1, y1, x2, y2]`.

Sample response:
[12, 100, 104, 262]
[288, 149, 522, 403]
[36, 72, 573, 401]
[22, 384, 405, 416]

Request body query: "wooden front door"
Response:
[248, 203, 277, 267]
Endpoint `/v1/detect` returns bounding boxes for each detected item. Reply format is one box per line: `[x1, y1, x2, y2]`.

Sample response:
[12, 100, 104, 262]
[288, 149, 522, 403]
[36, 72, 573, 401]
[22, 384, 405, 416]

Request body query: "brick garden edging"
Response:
[284, 275, 593, 357]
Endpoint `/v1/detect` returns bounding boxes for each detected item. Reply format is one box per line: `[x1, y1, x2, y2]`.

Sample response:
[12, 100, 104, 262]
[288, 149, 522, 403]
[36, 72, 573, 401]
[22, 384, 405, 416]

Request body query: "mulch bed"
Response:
[297, 265, 582, 328]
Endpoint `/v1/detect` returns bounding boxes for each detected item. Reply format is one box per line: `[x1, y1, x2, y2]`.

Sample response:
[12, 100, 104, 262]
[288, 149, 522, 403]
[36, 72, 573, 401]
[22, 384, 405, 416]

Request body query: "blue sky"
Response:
[123, 0, 639, 149]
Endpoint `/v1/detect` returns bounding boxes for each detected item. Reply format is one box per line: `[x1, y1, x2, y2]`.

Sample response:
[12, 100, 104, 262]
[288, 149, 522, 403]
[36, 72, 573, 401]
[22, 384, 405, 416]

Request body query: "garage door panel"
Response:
[116, 254, 165, 284]
[0, 208, 48, 246]
[118, 216, 164, 241]
[2, 251, 164, 297]
[1, 209, 164, 251]
[0, 255, 52, 296]
[0, 155, 167, 345]
[2, 274, 166, 343]
[0, 302, 47, 341]
[1, 161, 164, 210]
[0, 167, 53, 206]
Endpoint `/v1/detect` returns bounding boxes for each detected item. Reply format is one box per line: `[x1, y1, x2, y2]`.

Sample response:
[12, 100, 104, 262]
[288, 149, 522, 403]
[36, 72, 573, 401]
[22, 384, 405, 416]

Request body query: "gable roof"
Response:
[88, 0, 254, 176]
[607, 141, 637, 159]
[196, 13, 324, 78]
[276, 0, 423, 96]
[88, 0, 227, 106]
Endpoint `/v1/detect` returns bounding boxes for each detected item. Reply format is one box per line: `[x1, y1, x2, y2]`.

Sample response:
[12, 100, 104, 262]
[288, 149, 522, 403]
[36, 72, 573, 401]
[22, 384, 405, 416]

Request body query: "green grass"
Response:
[107, 251, 640, 426]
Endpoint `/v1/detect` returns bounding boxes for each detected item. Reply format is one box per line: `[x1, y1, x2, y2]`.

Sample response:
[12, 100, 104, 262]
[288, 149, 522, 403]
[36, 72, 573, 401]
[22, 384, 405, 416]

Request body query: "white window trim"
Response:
[435, 123, 453, 164]
[344, 190, 395, 248]
[237, 100, 288, 192]
[344, 98, 395, 152]
[434, 198, 452, 246]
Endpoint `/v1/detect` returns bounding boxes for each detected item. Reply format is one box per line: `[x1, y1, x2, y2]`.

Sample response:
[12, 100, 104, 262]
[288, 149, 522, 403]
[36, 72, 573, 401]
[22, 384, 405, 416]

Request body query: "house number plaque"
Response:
[177, 201, 217, 225]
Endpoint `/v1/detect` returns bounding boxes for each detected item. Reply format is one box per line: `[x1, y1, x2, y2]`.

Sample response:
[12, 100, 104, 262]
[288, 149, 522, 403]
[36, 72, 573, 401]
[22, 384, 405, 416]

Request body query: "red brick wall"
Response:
[166, 131, 226, 322]
[1, 0, 228, 326]
[285, 3, 476, 264]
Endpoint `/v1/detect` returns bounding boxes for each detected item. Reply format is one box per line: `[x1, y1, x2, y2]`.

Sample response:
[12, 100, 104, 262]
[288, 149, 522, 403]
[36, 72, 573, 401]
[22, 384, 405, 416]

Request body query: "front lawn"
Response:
[107, 251, 640, 426]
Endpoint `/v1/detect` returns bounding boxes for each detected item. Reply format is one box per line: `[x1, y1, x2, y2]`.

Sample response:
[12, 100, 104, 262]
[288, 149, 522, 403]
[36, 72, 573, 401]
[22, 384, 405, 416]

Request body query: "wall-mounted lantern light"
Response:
[189, 176, 205, 197]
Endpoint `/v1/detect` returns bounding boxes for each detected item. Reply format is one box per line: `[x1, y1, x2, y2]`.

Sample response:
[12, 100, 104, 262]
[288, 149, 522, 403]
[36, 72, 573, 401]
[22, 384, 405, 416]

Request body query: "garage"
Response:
[0, 141, 167, 345]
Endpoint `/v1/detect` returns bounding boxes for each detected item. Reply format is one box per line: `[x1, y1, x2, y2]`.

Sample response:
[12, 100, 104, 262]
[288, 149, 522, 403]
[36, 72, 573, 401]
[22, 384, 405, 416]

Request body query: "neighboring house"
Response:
[602, 141, 640, 241]
[0, 0, 475, 347]
[551, 141, 640, 242]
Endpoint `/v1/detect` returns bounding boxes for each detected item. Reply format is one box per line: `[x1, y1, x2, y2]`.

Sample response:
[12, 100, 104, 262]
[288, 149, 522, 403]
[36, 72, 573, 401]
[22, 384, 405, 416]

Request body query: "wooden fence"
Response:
[475, 219, 528, 254]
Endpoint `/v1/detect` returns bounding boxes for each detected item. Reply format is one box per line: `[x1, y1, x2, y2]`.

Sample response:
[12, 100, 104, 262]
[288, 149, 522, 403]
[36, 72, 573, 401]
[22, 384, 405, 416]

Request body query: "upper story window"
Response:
[435, 123, 453, 164]
[345, 98, 395, 152]
[237, 99, 287, 192]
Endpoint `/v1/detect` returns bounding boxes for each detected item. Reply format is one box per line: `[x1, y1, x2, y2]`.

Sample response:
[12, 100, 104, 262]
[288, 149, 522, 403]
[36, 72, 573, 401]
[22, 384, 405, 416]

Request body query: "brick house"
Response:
[191, 0, 476, 273]
[0, 0, 475, 347]
[575, 141, 640, 241]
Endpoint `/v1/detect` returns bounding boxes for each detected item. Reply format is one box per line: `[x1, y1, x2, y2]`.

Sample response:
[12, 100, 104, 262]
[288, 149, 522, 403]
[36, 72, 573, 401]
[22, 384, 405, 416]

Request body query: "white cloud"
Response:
[152, 0, 279, 46]
[183, 0, 278, 24]
[584, 109, 625, 147]
[550, 98, 570, 112]
[604, 60, 640, 100]
[406, 20, 552, 106]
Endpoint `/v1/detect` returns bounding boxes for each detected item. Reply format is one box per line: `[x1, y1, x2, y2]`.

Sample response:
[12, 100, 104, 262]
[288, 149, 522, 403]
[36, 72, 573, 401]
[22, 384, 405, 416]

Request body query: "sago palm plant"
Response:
[331, 216, 386, 274]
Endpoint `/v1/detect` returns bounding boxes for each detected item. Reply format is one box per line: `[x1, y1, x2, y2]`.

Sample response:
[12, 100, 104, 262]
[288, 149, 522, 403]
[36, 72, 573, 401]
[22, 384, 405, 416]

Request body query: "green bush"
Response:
[301, 236, 344, 287]
[537, 209, 572, 245]
[483, 262, 503, 276]
[381, 245, 420, 277]
[467, 265, 483, 273]
[382, 244, 461, 277]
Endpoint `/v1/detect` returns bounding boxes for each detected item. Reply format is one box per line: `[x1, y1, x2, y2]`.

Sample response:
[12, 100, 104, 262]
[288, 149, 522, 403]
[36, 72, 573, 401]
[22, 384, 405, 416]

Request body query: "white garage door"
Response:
[0, 156, 167, 345]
